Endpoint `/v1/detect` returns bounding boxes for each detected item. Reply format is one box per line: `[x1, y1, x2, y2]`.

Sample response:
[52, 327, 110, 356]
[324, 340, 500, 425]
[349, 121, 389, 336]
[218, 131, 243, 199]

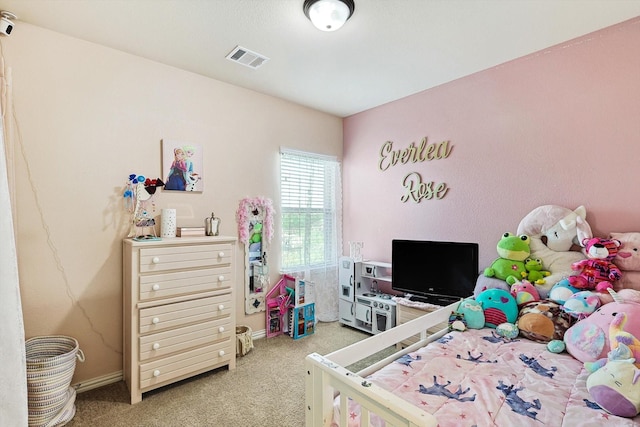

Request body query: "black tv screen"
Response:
[392, 239, 479, 305]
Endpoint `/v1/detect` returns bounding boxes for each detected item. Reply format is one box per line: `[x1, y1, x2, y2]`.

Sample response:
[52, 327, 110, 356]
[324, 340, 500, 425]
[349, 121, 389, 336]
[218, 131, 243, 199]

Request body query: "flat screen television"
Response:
[392, 239, 479, 305]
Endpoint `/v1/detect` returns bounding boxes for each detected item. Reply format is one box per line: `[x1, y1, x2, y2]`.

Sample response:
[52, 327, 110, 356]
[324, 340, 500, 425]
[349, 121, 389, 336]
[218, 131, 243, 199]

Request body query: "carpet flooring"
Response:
[65, 321, 396, 427]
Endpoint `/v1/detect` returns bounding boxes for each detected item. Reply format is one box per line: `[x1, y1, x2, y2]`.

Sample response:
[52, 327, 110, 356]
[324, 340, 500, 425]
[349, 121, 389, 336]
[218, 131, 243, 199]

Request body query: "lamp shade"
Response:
[303, 0, 355, 32]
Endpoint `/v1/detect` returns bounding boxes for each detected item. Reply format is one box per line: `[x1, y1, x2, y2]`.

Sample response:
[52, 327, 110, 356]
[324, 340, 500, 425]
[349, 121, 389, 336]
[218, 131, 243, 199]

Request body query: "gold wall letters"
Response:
[400, 172, 449, 203]
[378, 136, 452, 203]
[378, 138, 452, 172]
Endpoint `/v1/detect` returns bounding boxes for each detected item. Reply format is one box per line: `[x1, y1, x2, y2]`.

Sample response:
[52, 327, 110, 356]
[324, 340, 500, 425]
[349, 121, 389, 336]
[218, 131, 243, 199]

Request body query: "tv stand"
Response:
[407, 295, 430, 304]
[395, 302, 449, 349]
[407, 294, 460, 306]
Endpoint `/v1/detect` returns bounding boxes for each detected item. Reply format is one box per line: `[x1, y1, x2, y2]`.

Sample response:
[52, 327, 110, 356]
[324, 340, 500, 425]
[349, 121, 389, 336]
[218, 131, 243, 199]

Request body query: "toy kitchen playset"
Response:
[338, 257, 396, 334]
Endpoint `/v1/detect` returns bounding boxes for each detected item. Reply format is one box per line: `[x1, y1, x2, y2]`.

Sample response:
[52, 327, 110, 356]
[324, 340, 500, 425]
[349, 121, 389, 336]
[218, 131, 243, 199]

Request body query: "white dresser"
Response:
[123, 236, 236, 404]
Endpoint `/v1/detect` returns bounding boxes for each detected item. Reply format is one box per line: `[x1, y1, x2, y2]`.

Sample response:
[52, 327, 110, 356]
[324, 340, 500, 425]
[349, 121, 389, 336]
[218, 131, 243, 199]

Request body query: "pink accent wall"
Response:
[343, 17, 640, 270]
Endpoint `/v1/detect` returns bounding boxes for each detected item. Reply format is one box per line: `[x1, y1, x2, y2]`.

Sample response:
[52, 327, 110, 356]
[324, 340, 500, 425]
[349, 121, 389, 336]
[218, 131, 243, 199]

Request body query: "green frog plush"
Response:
[484, 233, 531, 285]
[524, 257, 551, 284]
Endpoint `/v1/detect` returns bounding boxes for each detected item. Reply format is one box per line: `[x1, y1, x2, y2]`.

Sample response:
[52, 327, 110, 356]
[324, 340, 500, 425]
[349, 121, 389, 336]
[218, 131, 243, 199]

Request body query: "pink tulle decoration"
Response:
[236, 197, 274, 245]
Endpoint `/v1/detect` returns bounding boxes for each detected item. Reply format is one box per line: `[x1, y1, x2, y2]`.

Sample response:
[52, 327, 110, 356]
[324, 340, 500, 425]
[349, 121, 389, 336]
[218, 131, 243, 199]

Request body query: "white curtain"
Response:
[0, 66, 28, 425]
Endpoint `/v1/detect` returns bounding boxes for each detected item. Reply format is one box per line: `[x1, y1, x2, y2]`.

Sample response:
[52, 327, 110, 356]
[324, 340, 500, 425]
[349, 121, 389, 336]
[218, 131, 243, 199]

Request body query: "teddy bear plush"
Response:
[610, 232, 640, 292]
[568, 237, 622, 292]
[483, 233, 530, 285]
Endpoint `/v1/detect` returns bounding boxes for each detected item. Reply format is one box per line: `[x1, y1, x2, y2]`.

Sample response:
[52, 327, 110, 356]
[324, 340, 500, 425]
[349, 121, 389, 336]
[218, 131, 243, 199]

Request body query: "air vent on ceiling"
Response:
[225, 46, 269, 69]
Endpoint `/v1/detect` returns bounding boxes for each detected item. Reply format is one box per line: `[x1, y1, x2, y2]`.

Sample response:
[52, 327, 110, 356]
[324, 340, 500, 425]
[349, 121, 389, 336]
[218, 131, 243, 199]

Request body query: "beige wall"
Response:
[2, 24, 342, 383]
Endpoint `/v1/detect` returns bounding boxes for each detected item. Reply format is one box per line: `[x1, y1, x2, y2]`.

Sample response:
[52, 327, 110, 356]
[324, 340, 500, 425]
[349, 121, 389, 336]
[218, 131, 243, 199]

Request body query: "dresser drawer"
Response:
[139, 340, 232, 390]
[139, 294, 232, 334]
[139, 266, 231, 301]
[139, 243, 232, 273]
[139, 317, 232, 361]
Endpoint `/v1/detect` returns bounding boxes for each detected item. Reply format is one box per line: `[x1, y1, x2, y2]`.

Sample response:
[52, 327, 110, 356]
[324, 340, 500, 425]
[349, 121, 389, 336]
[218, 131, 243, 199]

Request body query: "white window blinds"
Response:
[279, 149, 342, 272]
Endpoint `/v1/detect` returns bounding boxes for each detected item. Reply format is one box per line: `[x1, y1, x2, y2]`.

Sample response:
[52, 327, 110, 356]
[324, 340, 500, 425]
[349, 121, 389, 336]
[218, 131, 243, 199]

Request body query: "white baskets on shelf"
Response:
[26, 335, 85, 427]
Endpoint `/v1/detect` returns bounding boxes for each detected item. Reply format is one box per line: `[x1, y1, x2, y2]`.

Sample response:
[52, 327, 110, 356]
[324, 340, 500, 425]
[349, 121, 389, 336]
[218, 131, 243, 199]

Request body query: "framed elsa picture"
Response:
[162, 139, 204, 192]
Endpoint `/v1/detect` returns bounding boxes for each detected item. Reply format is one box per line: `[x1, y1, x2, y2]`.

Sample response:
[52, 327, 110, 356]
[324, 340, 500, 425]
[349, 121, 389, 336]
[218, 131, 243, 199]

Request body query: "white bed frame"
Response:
[305, 301, 458, 427]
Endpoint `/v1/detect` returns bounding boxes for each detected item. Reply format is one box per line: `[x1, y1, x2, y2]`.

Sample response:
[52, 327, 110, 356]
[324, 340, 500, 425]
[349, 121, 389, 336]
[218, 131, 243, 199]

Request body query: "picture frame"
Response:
[161, 139, 204, 192]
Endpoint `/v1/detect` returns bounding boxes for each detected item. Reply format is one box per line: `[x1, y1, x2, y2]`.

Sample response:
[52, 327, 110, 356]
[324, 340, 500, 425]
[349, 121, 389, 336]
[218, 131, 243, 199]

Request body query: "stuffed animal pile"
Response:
[474, 205, 591, 299]
[464, 204, 640, 418]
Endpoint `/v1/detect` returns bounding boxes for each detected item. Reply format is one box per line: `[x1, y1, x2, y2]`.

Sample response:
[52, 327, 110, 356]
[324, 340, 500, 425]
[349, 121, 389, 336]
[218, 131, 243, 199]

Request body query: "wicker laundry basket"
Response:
[26, 335, 85, 427]
[235, 326, 254, 356]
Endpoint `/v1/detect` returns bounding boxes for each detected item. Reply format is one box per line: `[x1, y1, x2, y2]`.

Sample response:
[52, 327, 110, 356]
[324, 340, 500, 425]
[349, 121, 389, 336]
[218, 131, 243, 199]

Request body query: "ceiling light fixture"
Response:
[303, 0, 355, 32]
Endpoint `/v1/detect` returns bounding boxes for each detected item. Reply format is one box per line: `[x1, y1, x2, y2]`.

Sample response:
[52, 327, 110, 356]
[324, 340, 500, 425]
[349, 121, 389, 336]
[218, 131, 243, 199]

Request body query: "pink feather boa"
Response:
[236, 197, 274, 245]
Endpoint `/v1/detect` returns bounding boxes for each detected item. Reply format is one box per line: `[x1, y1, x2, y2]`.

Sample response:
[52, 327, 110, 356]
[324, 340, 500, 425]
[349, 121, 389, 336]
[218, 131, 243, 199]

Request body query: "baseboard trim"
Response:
[253, 329, 266, 340]
[73, 371, 123, 394]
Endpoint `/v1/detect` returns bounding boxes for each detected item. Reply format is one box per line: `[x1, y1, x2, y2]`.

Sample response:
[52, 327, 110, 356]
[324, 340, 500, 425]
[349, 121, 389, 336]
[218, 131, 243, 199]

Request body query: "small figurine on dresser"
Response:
[123, 174, 164, 240]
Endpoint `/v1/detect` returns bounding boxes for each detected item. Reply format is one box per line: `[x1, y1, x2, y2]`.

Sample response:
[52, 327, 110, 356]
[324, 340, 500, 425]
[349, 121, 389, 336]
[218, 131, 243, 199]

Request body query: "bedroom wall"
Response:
[342, 17, 640, 276]
[1, 23, 342, 383]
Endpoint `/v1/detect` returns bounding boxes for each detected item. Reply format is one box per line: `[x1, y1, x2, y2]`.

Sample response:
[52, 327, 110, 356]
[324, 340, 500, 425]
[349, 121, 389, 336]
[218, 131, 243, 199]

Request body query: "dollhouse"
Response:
[265, 275, 315, 339]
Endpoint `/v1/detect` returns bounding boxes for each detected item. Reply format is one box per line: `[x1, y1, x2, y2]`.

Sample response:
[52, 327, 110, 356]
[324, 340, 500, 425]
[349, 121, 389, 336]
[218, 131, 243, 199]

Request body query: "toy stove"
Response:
[355, 293, 396, 333]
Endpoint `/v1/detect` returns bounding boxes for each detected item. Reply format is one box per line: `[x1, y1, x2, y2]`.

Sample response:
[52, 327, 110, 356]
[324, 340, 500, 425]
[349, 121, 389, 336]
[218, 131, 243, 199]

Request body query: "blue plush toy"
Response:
[456, 298, 485, 329]
[475, 289, 518, 328]
[548, 279, 579, 304]
[562, 290, 601, 320]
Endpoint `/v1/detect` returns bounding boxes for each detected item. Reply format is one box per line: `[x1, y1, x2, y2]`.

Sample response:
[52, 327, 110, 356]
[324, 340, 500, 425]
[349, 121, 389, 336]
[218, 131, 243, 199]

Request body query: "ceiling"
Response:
[0, 0, 639, 117]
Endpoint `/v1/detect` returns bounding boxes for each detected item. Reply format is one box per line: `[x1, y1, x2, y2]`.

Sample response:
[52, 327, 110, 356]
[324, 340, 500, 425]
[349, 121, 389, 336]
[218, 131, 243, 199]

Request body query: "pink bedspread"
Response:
[334, 329, 640, 426]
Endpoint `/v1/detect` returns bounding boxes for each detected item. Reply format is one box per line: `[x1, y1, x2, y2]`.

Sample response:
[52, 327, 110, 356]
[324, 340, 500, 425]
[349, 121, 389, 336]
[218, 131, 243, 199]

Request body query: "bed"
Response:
[304, 301, 640, 426]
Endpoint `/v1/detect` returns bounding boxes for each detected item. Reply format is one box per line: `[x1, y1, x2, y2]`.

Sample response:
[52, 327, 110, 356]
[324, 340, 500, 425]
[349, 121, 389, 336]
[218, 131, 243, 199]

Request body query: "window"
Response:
[279, 148, 342, 273]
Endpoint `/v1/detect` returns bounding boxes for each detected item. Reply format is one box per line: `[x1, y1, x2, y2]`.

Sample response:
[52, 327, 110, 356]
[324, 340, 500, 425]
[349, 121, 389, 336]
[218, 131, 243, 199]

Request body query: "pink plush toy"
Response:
[564, 289, 640, 363]
[568, 237, 622, 292]
[509, 279, 540, 306]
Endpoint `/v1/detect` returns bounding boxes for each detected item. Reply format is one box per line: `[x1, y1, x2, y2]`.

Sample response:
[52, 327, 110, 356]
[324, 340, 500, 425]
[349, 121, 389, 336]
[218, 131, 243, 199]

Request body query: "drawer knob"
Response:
[218, 304, 225, 311]
[152, 343, 160, 350]
[153, 369, 161, 377]
[218, 251, 225, 258]
[152, 257, 160, 264]
[218, 326, 225, 333]
[218, 350, 225, 357]
[152, 317, 160, 324]
[152, 284, 160, 291]
[218, 275, 225, 282]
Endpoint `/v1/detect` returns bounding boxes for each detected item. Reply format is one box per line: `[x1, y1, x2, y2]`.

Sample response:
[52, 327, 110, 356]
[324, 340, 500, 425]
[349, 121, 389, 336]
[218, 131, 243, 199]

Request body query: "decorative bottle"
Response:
[205, 212, 220, 236]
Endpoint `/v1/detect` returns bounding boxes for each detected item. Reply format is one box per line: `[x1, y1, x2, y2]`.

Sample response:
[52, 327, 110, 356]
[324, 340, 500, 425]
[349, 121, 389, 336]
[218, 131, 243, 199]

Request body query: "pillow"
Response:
[611, 232, 640, 292]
